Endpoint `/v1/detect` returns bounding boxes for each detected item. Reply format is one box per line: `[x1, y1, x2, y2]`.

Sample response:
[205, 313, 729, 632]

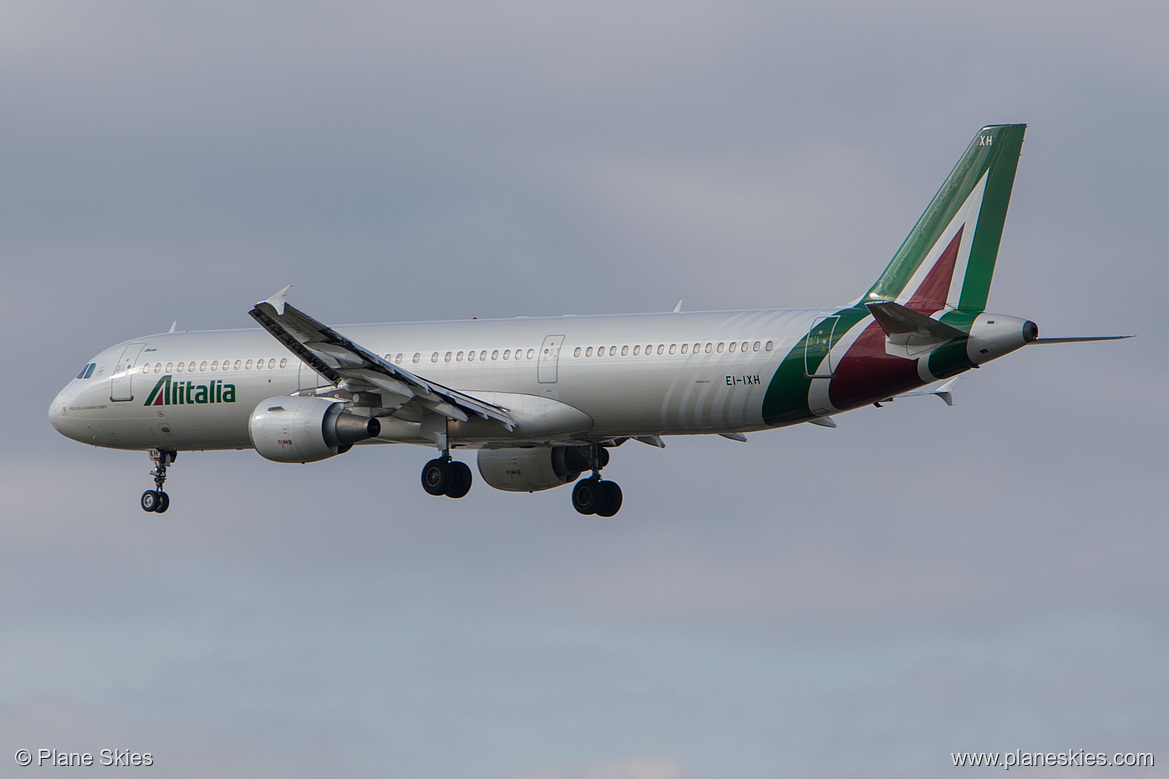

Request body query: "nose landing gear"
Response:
[571, 444, 622, 517]
[141, 448, 176, 513]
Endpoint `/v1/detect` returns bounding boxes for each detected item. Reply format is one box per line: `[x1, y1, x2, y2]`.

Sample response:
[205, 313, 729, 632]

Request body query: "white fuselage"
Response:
[49, 307, 835, 452]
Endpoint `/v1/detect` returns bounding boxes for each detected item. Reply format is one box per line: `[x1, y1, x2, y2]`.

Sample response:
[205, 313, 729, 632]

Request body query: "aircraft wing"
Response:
[249, 286, 516, 430]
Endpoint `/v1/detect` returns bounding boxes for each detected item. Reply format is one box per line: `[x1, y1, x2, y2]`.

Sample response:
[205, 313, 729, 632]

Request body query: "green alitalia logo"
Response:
[144, 375, 236, 406]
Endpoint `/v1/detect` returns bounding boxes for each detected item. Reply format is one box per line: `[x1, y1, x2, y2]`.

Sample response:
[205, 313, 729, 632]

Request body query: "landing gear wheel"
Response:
[421, 458, 453, 496]
[572, 478, 602, 515]
[445, 461, 473, 499]
[595, 480, 623, 517]
[143, 449, 177, 513]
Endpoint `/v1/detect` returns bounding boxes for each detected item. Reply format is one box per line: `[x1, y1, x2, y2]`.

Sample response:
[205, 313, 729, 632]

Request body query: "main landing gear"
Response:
[141, 448, 176, 513]
[421, 453, 473, 499]
[571, 444, 622, 517]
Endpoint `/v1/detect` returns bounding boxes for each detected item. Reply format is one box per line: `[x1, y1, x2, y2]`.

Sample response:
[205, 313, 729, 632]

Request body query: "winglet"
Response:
[672, 300, 683, 313]
[168, 321, 177, 334]
[261, 285, 294, 316]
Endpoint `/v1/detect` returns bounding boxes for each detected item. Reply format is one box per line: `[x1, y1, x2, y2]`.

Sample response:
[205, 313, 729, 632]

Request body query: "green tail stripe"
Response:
[863, 124, 1026, 311]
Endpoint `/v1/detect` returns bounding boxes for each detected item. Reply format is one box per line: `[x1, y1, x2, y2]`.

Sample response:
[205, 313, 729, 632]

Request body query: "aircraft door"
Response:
[537, 334, 565, 383]
[804, 317, 839, 378]
[110, 342, 147, 402]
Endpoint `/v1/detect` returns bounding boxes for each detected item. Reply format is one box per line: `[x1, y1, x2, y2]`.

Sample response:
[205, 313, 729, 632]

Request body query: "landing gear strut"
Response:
[421, 452, 473, 499]
[571, 444, 622, 517]
[141, 448, 176, 513]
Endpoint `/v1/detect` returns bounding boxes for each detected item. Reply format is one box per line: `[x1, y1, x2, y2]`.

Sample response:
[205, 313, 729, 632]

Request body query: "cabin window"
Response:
[526, 348, 534, 359]
[431, 352, 439, 363]
[656, 344, 664, 355]
[197, 361, 206, 371]
[503, 350, 510, 360]
[155, 363, 162, 374]
[680, 343, 688, 354]
[413, 353, 421, 363]
[717, 343, 725, 353]
[456, 351, 464, 362]
[575, 347, 582, 357]
[741, 341, 749, 352]
[492, 350, 499, 360]
[469, 350, 476, 361]
[753, 341, 761, 352]
[446, 352, 453, 362]
[728, 342, 737, 353]
[633, 345, 641, 355]
[669, 344, 677, 354]
[256, 359, 264, 370]
[479, 351, 486, 361]
[605, 346, 613, 356]
[585, 347, 593, 357]
[279, 358, 287, 369]
[765, 340, 774, 351]
[621, 345, 629, 356]
[395, 354, 403, 364]
[243, 360, 250, 370]
[211, 361, 218, 371]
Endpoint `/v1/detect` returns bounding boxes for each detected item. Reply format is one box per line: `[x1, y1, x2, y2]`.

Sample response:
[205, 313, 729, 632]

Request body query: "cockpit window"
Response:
[76, 363, 96, 379]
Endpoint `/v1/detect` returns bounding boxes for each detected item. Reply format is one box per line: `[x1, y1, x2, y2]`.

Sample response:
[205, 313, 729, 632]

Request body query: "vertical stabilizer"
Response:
[864, 124, 1026, 315]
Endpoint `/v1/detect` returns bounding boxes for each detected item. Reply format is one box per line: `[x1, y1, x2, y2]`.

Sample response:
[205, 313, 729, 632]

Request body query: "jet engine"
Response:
[249, 395, 381, 463]
[477, 445, 598, 492]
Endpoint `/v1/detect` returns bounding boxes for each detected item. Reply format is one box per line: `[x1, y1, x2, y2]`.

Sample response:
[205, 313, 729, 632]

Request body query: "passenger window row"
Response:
[381, 349, 538, 365]
[379, 340, 775, 366]
[133, 338, 775, 377]
[141, 358, 290, 374]
[575, 340, 773, 358]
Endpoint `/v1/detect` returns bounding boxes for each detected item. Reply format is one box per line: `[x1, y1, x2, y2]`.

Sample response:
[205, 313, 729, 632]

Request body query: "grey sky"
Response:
[3, 2, 1167, 777]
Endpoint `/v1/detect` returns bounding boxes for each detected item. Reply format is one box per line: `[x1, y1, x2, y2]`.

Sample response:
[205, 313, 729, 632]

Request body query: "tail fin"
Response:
[863, 124, 1026, 315]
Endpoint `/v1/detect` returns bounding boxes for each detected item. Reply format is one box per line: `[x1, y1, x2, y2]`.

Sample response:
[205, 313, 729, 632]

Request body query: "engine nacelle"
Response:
[249, 395, 381, 463]
[477, 446, 594, 492]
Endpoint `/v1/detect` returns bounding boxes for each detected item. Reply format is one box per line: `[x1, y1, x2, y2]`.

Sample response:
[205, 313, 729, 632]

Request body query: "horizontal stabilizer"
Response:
[866, 301, 966, 340]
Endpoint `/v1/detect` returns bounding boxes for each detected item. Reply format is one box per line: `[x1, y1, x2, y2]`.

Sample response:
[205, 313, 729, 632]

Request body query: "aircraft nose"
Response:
[49, 383, 85, 440]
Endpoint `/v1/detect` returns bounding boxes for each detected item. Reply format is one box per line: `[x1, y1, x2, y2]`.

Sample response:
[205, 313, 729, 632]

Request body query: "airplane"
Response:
[49, 124, 1128, 517]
